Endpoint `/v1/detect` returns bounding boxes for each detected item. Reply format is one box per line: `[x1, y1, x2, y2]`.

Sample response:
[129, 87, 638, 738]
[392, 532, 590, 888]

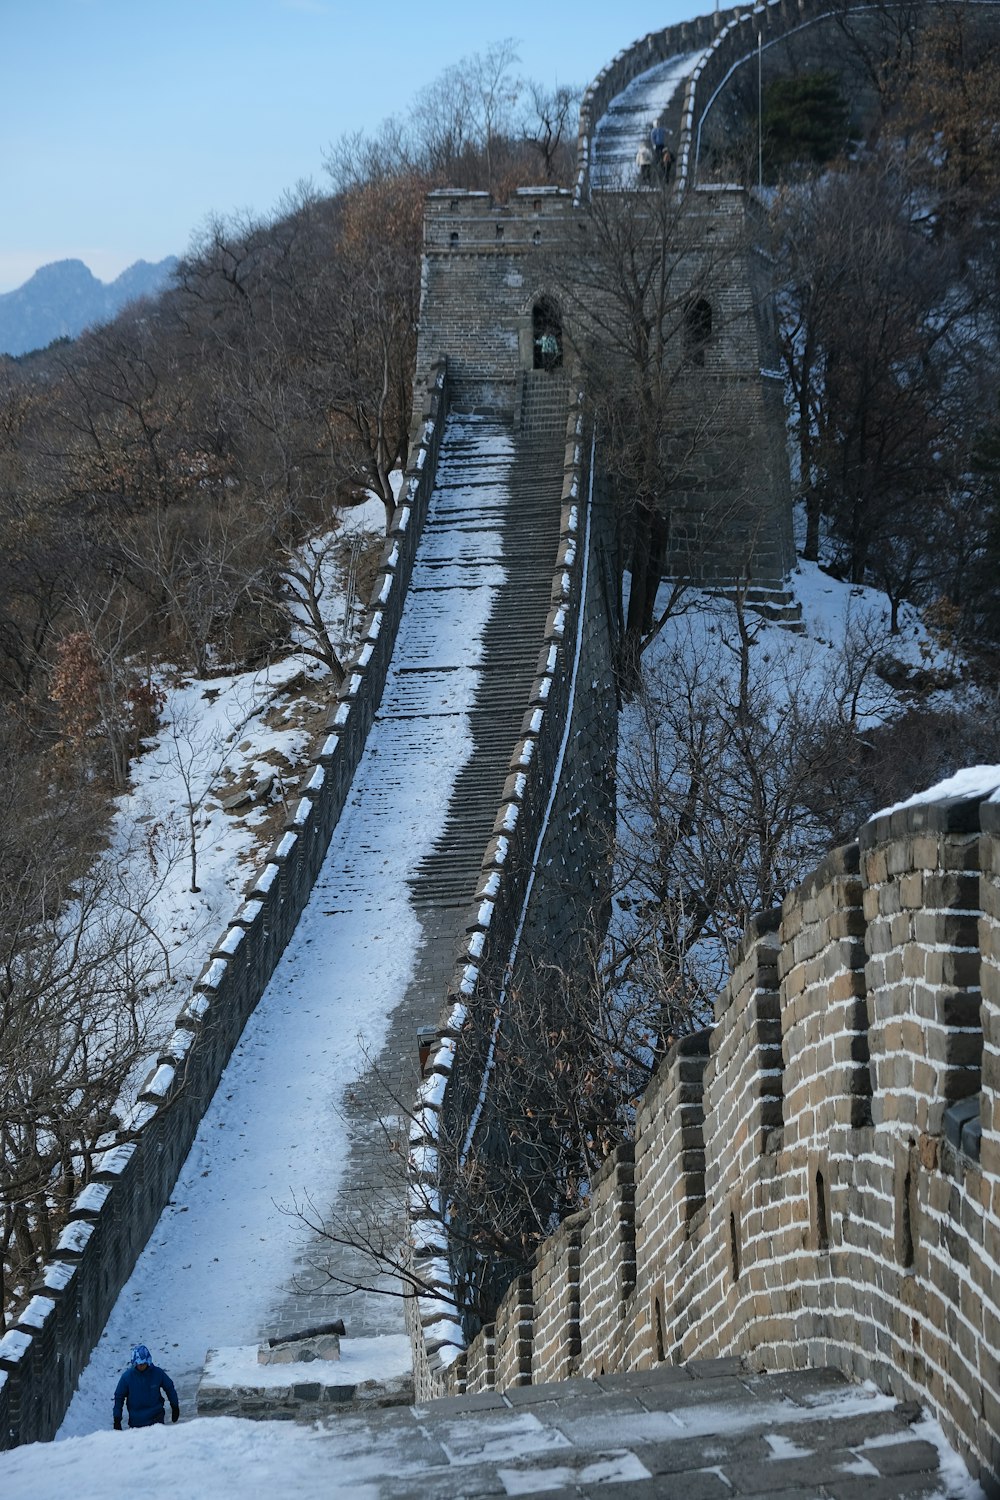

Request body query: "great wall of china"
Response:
[3, 4, 999, 1493]
[411, 788, 1000, 1492]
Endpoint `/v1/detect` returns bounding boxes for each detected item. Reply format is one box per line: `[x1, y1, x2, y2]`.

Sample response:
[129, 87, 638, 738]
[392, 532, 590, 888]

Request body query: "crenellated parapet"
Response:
[436, 786, 1000, 1494]
[980, 801, 1000, 1176]
[779, 843, 871, 1143]
[862, 797, 983, 1134]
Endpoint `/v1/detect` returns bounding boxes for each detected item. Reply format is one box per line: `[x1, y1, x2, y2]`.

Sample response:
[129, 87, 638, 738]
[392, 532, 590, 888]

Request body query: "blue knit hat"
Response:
[130, 1344, 152, 1366]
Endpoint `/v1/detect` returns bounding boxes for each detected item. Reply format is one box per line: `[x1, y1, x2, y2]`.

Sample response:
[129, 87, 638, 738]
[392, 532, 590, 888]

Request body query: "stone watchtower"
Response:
[414, 187, 575, 426]
[414, 179, 794, 593]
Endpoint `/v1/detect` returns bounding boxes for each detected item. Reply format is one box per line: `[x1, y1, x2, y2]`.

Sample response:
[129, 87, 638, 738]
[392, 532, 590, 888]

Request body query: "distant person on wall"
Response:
[636, 141, 654, 184]
[536, 332, 561, 371]
[113, 1344, 179, 1430]
[648, 124, 674, 182]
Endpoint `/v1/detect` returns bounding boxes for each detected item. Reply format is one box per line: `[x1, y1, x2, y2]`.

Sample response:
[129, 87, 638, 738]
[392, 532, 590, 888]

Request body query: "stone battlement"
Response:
[415, 785, 1000, 1495]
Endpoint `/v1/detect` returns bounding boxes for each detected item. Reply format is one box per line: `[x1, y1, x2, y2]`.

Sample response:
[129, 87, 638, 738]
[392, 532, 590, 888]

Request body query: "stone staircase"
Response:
[411, 386, 567, 920]
[410, 405, 566, 912]
[517, 369, 571, 438]
[710, 580, 805, 632]
[265, 404, 569, 1341]
[207, 1358, 962, 1497]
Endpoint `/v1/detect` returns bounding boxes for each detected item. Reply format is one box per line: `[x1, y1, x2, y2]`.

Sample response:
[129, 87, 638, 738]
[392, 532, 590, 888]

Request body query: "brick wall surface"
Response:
[434, 790, 1000, 1497]
[531, 1216, 584, 1386]
[416, 182, 794, 588]
[578, 1146, 636, 1377]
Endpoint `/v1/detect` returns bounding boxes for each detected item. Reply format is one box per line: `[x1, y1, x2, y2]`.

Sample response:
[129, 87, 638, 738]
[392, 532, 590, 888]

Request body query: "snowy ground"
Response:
[103, 494, 388, 1106]
[629, 557, 968, 758]
[52, 418, 513, 1437]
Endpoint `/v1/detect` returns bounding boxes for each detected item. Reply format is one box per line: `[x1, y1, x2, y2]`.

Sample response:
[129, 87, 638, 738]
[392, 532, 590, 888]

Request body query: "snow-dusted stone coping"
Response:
[406, 383, 604, 1396]
[409, 776, 1000, 1494]
[0, 359, 452, 1453]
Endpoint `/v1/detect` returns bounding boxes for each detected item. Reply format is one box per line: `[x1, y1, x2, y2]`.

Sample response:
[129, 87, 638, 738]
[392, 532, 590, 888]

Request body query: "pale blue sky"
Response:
[0, 0, 699, 292]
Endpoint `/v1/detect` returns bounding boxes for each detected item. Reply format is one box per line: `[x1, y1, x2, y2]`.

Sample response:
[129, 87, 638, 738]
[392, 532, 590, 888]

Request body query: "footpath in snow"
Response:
[58, 417, 514, 1437]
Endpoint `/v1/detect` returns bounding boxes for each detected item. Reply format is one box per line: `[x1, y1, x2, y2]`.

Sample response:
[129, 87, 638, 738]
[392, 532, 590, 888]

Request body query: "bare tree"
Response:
[610, 594, 892, 1014]
[827, 0, 923, 122]
[0, 739, 172, 1327]
[551, 178, 757, 686]
[523, 82, 581, 182]
[771, 153, 994, 598]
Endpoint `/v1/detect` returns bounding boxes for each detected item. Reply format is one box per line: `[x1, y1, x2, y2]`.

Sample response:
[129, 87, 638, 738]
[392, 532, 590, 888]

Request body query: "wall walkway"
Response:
[0, 361, 583, 1447]
[0, 364, 448, 1445]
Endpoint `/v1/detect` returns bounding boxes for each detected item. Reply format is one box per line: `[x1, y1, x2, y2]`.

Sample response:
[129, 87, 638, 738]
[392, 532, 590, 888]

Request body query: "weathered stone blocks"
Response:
[426, 794, 1000, 1495]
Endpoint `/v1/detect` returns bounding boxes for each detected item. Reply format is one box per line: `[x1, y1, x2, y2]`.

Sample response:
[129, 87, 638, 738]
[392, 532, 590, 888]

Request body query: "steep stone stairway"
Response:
[591, 52, 706, 188]
[410, 380, 566, 917]
[58, 402, 572, 1433]
[216, 1358, 962, 1497]
[259, 398, 569, 1342]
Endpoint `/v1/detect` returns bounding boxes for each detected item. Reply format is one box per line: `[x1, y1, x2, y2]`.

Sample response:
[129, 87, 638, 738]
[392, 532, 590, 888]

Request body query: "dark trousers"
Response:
[129, 1411, 165, 1428]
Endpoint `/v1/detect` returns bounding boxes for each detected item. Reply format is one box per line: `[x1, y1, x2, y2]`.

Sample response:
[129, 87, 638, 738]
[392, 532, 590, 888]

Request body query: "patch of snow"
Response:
[15, 1296, 53, 1331]
[203, 1333, 411, 1390]
[766, 1432, 813, 1459]
[900, 1415, 986, 1500]
[0, 1329, 32, 1363]
[498, 1451, 651, 1493]
[877, 764, 1000, 818]
[0, 1419, 392, 1500]
[56, 1220, 95, 1256]
[435, 1411, 571, 1466]
[73, 1182, 113, 1215]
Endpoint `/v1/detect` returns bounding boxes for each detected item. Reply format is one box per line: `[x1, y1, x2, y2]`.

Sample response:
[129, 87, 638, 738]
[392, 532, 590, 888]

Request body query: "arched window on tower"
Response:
[532, 296, 563, 371]
[684, 297, 713, 367]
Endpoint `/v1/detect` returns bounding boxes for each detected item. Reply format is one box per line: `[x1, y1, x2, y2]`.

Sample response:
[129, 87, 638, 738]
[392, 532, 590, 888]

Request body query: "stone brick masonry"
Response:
[423, 790, 1000, 1497]
[416, 182, 794, 588]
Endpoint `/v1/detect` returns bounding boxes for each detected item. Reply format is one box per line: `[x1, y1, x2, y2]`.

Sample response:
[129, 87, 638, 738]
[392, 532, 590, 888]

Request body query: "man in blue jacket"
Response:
[113, 1344, 180, 1430]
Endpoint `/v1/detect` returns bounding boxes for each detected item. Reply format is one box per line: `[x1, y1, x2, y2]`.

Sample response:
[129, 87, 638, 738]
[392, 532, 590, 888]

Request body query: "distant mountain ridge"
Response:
[0, 256, 179, 357]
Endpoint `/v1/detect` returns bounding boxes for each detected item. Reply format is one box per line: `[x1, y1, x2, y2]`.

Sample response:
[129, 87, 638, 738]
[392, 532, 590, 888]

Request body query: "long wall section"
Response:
[406, 396, 620, 1394]
[421, 789, 1000, 1495]
[0, 365, 452, 1449]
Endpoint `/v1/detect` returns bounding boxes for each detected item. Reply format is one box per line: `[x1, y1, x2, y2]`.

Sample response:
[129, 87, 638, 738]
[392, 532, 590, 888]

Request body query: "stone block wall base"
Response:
[197, 1345, 413, 1422]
